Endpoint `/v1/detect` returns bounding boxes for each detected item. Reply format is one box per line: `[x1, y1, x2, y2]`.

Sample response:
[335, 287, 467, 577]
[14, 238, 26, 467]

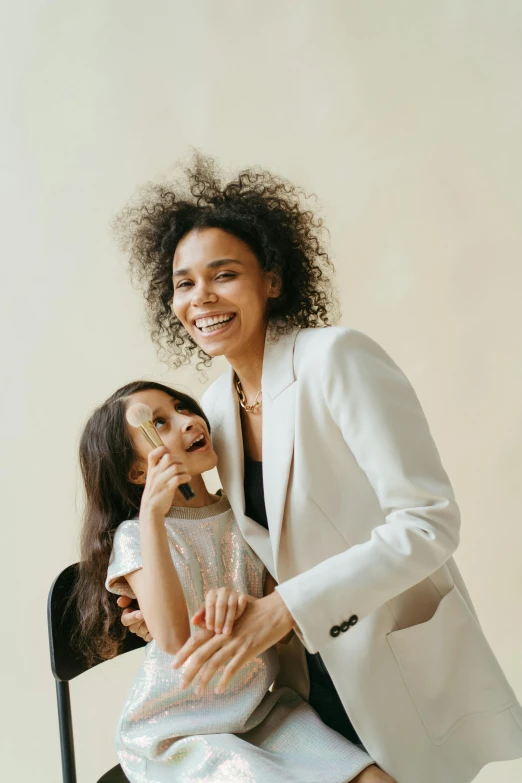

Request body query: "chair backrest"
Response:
[48, 563, 146, 682]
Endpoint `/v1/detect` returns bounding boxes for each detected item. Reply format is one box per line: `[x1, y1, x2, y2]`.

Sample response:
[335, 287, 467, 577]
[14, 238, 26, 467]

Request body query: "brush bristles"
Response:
[126, 403, 153, 428]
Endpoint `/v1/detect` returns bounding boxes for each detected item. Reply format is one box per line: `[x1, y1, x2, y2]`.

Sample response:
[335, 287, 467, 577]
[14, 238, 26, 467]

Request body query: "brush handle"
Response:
[179, 483, 195, 501]
[140, 422, 196, 500]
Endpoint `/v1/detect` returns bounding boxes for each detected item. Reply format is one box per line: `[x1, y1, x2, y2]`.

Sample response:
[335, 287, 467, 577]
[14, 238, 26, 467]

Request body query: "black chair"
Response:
[48, 563, 146, 783]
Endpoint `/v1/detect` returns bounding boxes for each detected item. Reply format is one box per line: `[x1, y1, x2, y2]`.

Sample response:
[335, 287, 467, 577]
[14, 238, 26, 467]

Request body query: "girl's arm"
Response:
[124, 447, 197, 656]
[125, 509, 190, 656]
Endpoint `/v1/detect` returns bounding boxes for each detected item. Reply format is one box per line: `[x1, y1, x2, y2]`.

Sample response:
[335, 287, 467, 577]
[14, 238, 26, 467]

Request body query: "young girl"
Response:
[75, 379, 389, 783]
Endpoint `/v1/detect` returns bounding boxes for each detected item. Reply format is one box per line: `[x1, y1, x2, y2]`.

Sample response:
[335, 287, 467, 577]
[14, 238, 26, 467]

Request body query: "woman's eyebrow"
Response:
[173, 258, 243, 278]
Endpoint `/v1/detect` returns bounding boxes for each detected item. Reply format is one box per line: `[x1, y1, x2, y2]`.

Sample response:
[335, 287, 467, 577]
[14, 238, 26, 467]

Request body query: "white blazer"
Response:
[201, 326, 522, 783]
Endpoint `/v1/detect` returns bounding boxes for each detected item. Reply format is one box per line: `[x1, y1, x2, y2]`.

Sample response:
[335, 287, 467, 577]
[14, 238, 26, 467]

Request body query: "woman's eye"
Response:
[176, 404, 187, 413]
[153, 418, 166, 430]
[176, 280, 192, 289]
[216, 273, 235, 281]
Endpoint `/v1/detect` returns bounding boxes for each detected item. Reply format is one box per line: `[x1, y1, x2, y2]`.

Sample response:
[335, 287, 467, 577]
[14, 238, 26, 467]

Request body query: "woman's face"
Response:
[126, 389, 217, 480]
[172, 228, 278, 361]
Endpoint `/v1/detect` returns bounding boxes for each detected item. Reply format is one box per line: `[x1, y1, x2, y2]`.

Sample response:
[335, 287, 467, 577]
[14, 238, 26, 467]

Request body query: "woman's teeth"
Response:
[195, 314, 235, 333]
[201, 323, 224, 333]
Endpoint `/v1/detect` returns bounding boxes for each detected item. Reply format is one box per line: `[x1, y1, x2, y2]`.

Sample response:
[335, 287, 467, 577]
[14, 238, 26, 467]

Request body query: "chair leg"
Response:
[56, 680, 77, 783]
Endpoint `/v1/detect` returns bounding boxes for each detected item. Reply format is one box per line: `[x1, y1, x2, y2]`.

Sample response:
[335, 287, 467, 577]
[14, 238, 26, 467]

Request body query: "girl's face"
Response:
[172, 228, 279, 361]
[126, 389, 217, 481]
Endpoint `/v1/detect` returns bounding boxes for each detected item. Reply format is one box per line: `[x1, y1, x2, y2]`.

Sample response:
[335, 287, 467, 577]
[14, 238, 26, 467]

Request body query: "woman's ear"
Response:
[128, 461, 147, 485]
[268, 272, 282, 299]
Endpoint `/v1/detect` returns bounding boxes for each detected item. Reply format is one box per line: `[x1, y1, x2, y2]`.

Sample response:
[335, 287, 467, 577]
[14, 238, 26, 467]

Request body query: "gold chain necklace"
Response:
[235, 376, 262, 413]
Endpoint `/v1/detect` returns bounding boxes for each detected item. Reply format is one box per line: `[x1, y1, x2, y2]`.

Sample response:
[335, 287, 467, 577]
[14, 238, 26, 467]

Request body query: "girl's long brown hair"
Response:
[73, 380, 209, 665]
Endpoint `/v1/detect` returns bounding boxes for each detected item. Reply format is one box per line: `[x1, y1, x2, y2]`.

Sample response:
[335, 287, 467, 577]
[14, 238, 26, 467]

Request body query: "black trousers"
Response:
[305, 650, 361, 745]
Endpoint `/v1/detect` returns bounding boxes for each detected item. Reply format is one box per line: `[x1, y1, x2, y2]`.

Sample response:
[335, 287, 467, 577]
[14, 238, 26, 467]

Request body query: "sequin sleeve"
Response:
[105, 520, 142, 599]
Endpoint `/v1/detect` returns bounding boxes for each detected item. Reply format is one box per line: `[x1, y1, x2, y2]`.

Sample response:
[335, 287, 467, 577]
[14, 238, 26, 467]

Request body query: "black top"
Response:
[244, 455, 269, 530]
[242, 454, 360, 745]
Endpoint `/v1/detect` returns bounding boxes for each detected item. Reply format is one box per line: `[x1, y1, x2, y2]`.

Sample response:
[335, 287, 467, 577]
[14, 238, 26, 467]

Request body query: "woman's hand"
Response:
[140, 446, 192, 518]
[172, 590, 294, 693]
[190, 588, 255, 635]
[117, 596, 153, 642]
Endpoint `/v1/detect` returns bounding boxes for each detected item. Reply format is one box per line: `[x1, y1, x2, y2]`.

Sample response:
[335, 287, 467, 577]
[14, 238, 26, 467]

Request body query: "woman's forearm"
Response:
[263, 572, 295, 643]
[128, 510, 190, 655]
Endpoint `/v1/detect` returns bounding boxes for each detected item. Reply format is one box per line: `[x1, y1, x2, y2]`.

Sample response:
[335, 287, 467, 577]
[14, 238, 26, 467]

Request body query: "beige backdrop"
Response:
[1, 1, 521, 781]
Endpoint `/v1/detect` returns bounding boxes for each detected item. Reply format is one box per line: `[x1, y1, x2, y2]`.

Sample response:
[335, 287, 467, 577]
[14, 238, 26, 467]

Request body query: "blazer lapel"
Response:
[211, 367, 275, 574]
[261, 328, 299, 568]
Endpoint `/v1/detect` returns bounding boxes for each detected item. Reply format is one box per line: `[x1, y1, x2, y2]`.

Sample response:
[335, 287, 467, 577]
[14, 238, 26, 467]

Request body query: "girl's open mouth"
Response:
[186, 434, 207, 452]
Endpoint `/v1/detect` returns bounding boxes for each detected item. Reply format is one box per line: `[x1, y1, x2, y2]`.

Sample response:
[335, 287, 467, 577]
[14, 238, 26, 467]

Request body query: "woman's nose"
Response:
[191, 281, 217, 307]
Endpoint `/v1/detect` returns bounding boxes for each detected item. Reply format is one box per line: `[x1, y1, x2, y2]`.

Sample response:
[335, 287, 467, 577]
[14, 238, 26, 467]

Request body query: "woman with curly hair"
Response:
[116, 156, 522, 783]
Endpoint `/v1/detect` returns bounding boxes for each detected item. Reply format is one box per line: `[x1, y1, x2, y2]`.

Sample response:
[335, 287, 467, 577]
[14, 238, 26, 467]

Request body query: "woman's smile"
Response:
[193, 311, 237, 336]
[172, 228, 277, 361]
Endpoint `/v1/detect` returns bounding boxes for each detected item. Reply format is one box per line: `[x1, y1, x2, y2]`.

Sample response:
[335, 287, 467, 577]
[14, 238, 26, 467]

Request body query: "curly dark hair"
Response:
[115, 154, 339, 368]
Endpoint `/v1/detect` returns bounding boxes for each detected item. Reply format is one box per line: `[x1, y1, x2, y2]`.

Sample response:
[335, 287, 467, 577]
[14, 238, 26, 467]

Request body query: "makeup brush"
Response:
[125, 403, 195, 501]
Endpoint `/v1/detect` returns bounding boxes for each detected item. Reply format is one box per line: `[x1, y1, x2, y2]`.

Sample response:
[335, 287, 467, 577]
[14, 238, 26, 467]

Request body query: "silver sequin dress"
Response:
[106, 495, 372, 783]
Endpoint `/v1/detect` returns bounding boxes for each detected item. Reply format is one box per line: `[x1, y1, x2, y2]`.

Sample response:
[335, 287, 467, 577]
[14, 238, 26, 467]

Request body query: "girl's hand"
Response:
[190, 588, 255, 635]
[140, 446, 192, 518]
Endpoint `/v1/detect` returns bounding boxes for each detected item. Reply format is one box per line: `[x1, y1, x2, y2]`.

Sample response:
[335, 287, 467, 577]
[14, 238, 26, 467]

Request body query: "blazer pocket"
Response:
[386, 585, 515, 744]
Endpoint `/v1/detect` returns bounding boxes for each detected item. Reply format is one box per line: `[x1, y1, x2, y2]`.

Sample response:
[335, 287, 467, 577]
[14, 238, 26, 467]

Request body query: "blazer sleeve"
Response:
[275, 329, 461, 654]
